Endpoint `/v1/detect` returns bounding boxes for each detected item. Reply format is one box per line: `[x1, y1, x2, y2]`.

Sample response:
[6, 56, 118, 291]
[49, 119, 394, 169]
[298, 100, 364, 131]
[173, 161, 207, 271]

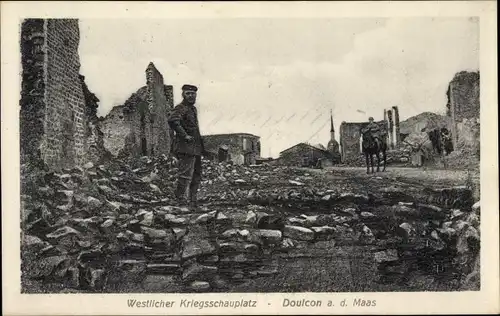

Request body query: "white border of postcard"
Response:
[2, 1, 498, 315]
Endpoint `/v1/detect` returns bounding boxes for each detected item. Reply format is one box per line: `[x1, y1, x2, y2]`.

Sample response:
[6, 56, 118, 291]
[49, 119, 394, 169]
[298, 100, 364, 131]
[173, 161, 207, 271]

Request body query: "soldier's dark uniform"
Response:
[362, 117, 384, 147]
[167, 85, 206, 206]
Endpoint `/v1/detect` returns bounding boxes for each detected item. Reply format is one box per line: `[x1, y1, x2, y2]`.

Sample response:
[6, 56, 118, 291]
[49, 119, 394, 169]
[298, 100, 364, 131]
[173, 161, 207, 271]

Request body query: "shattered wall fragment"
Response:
[445, 71, 480, 168]
[102, 64, 174, 158]
[20, 18, 106, 170]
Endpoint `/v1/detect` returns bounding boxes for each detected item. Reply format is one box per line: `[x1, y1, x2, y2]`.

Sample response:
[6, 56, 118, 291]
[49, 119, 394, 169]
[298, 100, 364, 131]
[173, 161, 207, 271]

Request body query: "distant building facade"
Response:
[277, 143, 333, 167]
[202, 133, 261, 165]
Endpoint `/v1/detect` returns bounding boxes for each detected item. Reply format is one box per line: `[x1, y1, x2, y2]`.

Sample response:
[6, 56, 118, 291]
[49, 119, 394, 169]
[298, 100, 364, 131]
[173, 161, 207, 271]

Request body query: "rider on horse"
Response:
[362, 117, 382, 147]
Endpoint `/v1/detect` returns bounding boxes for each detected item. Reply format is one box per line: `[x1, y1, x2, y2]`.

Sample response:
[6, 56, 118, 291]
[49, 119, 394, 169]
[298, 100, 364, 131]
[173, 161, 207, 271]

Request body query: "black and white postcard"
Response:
[2, 1, 498, 315]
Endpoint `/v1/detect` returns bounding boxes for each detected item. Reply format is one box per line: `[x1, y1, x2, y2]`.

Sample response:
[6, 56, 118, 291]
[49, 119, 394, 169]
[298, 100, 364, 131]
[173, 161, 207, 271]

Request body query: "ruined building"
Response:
[202, 133, 261, 165]
[80, 75, 111, 162]
[383, 106, 401, 149]
[339, 106, 401, 165]
[339, 120, 385, 165]
[277, 143, 333, 167]
[101, 63, 174, 157]
[446, 71, 480, 152]
[326, 110, 341, 164]
[20, 19, 107, 170]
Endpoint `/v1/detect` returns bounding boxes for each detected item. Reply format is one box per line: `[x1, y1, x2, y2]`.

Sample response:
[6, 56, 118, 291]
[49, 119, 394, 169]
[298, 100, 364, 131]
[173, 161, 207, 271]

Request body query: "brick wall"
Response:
[21, 19, 102, 170]
[43, 19, 87, 168]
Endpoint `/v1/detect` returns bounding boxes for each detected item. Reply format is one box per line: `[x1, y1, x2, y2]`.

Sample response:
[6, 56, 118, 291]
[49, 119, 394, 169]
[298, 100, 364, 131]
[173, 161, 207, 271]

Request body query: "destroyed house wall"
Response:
[80, 75, 109, 162]
[20, 18, 93, 170]
[339, 122, 367, 164]
[20, 19, 46, 167]
[446, 71, 480, 155]
[146, 63, 173, 156]
[102, 76, 174, 158]
[447, 71, 480, 121]
[202, 134, 261, 165]
[102, 87, 147, 157]
[44, 19, 87, 168]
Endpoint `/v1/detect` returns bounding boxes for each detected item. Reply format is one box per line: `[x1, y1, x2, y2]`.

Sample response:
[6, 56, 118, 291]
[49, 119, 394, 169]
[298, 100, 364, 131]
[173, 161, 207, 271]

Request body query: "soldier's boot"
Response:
[188, 182, 201, 212]
[174, 178, 190, 206]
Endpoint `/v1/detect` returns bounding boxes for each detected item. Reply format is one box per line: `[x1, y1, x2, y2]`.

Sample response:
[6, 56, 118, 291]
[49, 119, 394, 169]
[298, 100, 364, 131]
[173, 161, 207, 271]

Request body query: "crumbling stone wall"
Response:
[80, 75, 109, 162]
[383, 107, 401, 150]
[339, 122, 367, 164]
[102, 64, 174, 158]
[20, 18, 100, 170]
[20, 19, 46, 167]
[447, 71, 480, 122]
[446, 71, 480, 151]
[102, 88, 147, 157]
[392, 106, 401, 147]
[146, 63, 173, 156]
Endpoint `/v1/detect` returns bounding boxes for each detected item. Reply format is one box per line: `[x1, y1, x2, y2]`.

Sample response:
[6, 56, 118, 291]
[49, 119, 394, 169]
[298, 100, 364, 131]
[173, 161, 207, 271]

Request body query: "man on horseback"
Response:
[361, 117, 387, 174]
[362, 117, 382, 147]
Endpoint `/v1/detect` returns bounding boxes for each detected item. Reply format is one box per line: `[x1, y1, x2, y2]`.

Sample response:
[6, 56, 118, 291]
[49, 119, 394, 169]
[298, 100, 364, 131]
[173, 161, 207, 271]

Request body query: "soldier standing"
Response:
[168, 84, 206, 209]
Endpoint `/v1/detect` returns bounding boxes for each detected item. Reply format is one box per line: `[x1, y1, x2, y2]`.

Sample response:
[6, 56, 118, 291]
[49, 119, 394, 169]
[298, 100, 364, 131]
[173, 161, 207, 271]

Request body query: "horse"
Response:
[361, 129, 387, 174]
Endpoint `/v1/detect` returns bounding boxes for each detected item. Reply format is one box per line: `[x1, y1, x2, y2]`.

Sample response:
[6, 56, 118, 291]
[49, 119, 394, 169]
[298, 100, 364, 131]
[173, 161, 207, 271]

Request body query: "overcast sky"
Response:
[78, 17, 479, 158]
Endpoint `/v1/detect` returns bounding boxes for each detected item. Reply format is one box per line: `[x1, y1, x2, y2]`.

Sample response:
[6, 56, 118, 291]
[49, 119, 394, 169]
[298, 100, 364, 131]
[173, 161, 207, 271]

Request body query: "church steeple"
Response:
[330, 109, 335, 141]
[327, 109, 341, 164]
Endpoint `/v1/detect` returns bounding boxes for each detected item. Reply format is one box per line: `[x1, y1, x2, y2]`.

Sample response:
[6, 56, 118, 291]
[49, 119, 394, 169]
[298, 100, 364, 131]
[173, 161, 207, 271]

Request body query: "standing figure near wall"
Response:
[168, 84, 208, 209]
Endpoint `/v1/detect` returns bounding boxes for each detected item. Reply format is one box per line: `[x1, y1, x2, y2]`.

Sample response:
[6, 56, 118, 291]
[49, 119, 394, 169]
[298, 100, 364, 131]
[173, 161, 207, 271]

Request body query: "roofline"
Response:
[279, 142, 328, 155]
[203, 133, 260, 138]
[340, 121, 383, 125]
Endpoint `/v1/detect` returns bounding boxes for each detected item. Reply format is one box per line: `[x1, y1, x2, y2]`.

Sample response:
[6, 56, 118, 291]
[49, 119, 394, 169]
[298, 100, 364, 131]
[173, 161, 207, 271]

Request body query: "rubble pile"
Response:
[21, 155, 480, 292]
[366, 198, 480, 290]
[21, 155, 178, 292]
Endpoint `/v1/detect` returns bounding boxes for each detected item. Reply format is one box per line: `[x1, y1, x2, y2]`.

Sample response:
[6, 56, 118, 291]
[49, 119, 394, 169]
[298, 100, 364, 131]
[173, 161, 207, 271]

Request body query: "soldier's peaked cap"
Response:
[182, 84, 198, 92]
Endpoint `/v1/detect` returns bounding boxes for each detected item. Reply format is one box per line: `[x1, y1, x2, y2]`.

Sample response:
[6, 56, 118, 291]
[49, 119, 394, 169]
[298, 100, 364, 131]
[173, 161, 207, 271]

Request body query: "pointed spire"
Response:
[330, 109, 334, 132]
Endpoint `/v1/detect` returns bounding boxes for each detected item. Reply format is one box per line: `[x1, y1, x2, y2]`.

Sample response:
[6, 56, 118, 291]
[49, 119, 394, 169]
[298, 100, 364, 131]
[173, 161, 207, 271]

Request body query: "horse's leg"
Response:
[370, 153, 374, 174]
[375, 150, 381, 172]
[365, 152, 370, 174]
[382, 149, 387, 171]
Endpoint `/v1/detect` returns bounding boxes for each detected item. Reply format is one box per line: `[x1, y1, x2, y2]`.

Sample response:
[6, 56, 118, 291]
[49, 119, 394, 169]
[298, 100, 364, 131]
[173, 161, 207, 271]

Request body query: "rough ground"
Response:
[20, 157, 480, 293]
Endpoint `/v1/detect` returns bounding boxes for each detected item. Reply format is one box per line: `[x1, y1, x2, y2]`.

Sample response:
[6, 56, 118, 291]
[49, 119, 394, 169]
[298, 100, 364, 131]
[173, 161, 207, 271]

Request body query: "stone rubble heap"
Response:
[21, 156, 480, 292]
